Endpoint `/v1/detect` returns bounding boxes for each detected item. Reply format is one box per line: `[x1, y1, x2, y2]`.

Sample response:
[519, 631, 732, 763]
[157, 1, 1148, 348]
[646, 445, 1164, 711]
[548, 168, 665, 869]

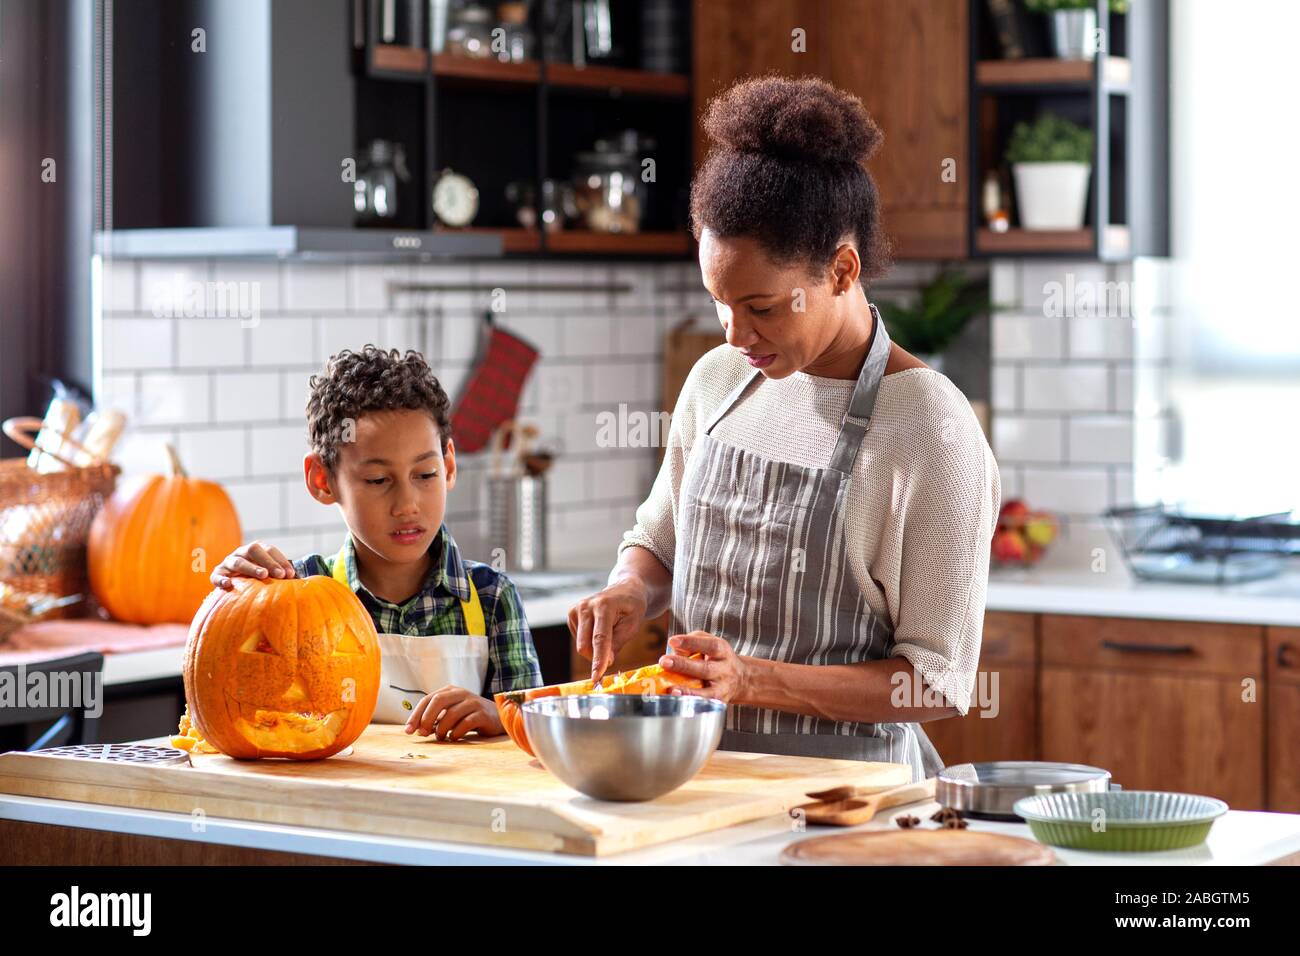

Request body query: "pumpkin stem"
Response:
[164, 442, 187, 478]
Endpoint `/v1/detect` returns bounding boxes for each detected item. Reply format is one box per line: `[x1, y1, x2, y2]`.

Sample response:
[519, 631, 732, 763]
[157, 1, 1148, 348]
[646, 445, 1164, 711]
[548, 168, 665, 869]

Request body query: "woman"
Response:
[568, 75, 1000, 780]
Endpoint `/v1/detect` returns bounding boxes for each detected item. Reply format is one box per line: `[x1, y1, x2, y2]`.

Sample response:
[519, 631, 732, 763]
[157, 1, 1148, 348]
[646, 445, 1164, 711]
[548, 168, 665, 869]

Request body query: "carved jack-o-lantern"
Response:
[182, 575, 380, 760]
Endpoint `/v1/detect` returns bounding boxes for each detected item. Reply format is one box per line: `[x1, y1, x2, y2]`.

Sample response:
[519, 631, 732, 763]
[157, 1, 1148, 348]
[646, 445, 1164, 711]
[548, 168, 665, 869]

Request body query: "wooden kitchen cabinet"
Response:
[1266, 627, 1300, 812]
[824, 1, 969, 259]
[923, 612, 1038, 765]
[1038, 615, 1266, 810]
[693, 0, 969, 259]
[692, 0, 826, 169]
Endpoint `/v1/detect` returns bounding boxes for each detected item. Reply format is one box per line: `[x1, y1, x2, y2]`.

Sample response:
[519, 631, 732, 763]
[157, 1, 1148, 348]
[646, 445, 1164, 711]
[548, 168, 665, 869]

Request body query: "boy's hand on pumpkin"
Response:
[405, 686, 503, 741]
[211, 540, 297, 589]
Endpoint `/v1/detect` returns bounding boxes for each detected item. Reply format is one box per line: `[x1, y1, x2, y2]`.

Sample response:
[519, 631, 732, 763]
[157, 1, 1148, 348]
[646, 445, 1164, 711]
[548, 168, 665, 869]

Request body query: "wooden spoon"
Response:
[796, 778, 937, 827]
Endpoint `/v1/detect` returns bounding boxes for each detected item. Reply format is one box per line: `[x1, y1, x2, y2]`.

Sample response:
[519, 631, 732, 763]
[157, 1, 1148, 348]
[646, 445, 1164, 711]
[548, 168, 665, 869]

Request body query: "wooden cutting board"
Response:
[0, 726, 911, 857]
[781, 830, 1057, 866]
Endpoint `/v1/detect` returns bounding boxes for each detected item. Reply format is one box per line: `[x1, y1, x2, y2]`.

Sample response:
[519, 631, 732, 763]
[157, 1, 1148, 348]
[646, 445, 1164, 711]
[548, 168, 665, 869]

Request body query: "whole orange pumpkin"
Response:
[183, 575, 380, 760]
[88, 445, 241, 624]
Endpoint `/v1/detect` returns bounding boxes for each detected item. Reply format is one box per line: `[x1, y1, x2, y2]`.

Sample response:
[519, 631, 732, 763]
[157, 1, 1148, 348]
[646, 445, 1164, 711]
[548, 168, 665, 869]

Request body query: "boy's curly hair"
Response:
[306, 346, 452, 473]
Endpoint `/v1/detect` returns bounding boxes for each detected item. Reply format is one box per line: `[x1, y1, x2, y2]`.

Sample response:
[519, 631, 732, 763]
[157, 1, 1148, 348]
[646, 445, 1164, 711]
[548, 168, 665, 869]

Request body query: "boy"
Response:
[211, 345, 542, 741]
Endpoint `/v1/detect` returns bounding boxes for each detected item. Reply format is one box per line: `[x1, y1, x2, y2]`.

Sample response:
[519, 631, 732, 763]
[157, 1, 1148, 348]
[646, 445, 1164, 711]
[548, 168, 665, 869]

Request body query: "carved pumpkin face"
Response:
[183, 575, 380, 760]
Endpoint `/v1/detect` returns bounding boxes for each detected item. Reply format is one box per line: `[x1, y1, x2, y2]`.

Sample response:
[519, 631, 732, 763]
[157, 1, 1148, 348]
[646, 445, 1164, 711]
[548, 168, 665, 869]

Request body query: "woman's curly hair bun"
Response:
[690, 74, 892, 283]
[702, 73, 883, 166]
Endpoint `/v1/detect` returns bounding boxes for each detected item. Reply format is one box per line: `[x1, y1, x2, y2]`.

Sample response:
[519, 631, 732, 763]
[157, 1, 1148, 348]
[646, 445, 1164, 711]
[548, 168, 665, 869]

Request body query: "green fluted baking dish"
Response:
[1013, 791, 1229, 852]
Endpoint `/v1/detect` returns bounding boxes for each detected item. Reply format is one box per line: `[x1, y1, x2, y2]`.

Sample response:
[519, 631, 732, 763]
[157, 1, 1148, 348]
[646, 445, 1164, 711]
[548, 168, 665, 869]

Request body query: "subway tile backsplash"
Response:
[992, 414, 1064, 464]
[1021, 364, 1110, 413]
[990, 258, 1175, 533]
[96, 253, 1168, 567]
[992, 312, 1064, 360]
[95, 257, 701, 571]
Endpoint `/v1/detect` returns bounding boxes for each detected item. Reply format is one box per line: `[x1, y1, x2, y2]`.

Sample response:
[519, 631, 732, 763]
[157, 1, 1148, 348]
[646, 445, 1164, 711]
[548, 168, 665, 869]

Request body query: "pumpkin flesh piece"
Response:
[493, 654, 705, 755]
[226, 697, 350, 754]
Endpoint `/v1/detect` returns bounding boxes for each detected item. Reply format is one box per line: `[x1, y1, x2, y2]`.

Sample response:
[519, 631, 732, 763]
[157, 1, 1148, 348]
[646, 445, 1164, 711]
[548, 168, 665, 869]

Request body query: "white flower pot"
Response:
[1049, 9, 1098, 60]
[1012, 161, 1091, 230]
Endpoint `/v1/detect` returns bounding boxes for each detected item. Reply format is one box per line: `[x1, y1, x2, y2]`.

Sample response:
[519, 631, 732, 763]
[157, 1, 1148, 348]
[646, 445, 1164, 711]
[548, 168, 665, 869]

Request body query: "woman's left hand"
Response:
[659, 631, 749, 704]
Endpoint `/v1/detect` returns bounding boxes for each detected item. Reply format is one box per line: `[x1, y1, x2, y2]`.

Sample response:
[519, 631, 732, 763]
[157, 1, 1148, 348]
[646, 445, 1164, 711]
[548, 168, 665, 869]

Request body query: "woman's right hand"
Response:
[211, 540, 297, 590]
[568, 578, 649, 683]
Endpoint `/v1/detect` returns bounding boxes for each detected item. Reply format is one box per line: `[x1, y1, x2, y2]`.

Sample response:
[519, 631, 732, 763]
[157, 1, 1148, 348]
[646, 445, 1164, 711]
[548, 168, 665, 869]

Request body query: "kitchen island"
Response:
[2, 722, 1299, 867]
[6, 550, 1300, 859]
[3, 775, 1298, 866]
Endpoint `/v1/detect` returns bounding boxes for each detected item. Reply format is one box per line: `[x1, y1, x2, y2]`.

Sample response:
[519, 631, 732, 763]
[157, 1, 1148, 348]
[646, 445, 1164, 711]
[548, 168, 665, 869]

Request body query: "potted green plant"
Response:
[874, 270, 989, 374]
[1023, 0, 1130, 60]
[1005, 112, 1094, 230]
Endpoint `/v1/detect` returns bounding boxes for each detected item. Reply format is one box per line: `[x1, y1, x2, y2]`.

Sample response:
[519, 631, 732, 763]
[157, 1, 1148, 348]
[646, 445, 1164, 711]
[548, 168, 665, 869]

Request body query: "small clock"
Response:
[432, 169, 480, 227]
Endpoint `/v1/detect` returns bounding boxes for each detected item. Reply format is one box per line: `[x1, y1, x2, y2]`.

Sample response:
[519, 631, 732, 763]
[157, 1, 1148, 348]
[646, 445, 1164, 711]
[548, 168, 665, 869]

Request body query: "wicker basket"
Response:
[0, 417, 120, 638]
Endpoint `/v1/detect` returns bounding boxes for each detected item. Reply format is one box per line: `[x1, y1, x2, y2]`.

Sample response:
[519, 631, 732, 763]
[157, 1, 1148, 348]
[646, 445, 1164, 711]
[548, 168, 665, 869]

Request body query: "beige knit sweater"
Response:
[620, 343, 1001, 716]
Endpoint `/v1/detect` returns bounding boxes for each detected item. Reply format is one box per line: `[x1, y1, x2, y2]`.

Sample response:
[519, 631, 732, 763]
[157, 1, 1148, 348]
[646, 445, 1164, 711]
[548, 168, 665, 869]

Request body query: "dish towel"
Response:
[449, 319, 539, 453]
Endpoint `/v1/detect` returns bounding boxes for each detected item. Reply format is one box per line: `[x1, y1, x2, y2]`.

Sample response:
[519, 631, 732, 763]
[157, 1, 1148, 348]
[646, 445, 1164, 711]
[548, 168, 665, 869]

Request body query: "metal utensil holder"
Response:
[486, 474, 548, 572]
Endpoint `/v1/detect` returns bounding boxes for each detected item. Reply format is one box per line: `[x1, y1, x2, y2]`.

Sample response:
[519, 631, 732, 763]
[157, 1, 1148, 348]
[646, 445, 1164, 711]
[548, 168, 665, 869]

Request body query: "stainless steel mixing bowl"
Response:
[521, 694, 725, 801]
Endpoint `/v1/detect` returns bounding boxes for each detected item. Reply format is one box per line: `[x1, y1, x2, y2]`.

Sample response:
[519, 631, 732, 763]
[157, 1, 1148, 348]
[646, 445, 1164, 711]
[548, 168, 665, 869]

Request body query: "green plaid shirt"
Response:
[292, 526, 542, 697]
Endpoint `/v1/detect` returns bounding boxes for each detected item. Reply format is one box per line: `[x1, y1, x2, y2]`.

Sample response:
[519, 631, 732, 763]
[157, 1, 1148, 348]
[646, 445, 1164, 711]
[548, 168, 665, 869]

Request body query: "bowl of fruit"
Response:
[991, 499, 1058, 567]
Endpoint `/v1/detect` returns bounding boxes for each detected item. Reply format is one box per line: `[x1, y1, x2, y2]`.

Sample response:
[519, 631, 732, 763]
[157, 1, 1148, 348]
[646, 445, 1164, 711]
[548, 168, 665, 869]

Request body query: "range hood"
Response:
[94, 227, 503, 261]
[104, 0, 499, 262]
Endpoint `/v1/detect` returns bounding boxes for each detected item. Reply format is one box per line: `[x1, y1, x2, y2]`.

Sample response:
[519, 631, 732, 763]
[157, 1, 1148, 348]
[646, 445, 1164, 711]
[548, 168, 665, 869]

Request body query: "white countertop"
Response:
[509, 568, 611, 631]
[987, 564, 1300, 627]
[4, 789, 1296, 866]
[986, 524, 1300, 627]
[102, 646, 186, 686]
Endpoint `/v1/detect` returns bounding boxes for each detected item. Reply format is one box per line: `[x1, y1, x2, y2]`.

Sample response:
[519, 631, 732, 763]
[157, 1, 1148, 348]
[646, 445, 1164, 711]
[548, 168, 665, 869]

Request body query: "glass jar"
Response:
[353, 139, 409, 224]
[495, 2, 535, 62]
[571, 131, 652, 234]
[446, 2, 494, 58]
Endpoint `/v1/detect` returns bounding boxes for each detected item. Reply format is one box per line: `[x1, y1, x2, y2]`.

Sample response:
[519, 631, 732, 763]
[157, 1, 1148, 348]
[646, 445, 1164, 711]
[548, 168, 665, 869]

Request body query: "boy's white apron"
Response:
[332, 544, 488, 724]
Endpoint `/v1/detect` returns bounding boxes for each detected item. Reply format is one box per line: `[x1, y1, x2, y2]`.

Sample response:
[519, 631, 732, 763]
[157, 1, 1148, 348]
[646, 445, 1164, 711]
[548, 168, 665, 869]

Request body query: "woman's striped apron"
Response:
[671, 307, 945, 781]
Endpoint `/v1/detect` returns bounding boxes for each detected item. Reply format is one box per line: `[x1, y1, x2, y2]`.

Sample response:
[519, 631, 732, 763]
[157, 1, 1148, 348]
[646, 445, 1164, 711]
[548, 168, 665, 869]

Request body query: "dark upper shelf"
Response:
[368, 45, 689, 97]
[433, 53, 541, 86]
[435, 227, 692, 257]
[546, 62, 689, 98]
